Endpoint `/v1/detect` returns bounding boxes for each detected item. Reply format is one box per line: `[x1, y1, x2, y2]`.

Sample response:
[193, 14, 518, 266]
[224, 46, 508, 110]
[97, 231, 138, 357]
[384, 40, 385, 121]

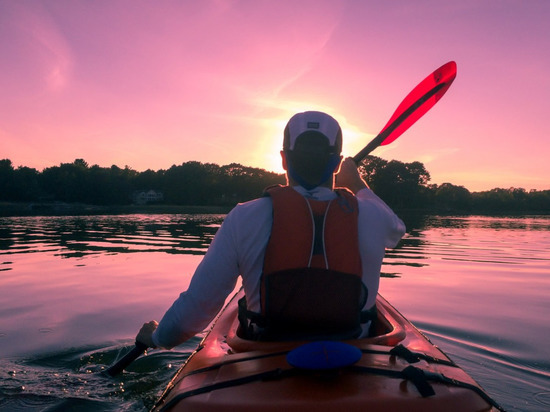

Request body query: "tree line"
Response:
[0, 158, 287, 207]
[1, 157, 549, 213]
[359, 157, 550, 213]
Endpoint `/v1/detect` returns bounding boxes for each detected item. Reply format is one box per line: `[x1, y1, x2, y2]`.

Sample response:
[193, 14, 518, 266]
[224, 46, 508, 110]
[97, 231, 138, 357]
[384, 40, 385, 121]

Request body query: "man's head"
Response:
[282, 111, 343, 189]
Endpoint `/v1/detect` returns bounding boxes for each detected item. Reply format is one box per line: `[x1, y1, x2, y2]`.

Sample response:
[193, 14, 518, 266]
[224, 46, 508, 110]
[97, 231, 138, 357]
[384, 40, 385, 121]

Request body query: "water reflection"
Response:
[389, 214, 550, 275]
[0, 214, 225, 265]
[401, 213, 550, 231]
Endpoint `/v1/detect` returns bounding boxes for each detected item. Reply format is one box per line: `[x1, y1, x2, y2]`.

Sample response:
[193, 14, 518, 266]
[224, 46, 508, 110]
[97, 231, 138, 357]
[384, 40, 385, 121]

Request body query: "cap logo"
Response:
[307, 122, 320, 129]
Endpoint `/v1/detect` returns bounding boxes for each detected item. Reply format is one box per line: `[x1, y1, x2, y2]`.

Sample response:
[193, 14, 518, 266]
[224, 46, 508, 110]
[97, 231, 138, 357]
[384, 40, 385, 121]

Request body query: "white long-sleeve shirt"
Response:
[152, 186, 406, 349]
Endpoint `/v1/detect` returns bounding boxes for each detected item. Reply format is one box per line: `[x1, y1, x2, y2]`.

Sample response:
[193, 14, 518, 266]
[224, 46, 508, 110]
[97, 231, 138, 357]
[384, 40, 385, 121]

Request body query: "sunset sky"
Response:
[1, 1, 549, 192]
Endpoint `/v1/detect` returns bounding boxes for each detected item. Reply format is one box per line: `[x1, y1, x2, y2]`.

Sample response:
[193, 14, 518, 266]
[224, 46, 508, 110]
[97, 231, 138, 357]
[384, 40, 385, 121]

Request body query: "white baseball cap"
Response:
[283, 111, 342, 153]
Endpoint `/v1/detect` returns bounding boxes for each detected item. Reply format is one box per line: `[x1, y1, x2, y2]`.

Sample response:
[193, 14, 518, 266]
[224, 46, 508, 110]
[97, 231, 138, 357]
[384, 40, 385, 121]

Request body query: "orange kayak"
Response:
[152, 289, 503, 412]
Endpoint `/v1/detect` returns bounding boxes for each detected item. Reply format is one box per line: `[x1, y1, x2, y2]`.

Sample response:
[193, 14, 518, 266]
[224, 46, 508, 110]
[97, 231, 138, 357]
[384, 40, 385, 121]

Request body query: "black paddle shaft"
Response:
[105, 341, 148, 377]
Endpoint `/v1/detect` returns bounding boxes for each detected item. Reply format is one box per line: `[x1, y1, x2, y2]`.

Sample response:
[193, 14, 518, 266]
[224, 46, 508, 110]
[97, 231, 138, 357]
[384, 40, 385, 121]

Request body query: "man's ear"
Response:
[280, 150, 288, 171]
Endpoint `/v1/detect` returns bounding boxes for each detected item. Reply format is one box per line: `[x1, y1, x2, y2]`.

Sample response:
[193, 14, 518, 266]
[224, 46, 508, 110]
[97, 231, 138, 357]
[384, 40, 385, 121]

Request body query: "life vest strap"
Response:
[239, 267, 370, 341]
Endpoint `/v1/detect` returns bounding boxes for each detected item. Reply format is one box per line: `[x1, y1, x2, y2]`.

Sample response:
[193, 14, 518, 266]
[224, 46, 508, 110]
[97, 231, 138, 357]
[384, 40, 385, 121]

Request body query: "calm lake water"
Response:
[0, 213, 549, 411]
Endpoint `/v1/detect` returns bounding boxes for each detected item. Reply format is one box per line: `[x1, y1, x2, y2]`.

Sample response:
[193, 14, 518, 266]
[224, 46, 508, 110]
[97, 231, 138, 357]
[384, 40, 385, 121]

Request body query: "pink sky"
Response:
[1, 1, 549, 192]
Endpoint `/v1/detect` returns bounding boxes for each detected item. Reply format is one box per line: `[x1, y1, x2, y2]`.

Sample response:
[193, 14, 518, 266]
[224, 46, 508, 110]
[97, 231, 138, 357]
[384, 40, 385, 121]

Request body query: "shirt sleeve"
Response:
[152, 209, 241, 349]
[355, 187, 406, 248]
[355, 187, 406, 310]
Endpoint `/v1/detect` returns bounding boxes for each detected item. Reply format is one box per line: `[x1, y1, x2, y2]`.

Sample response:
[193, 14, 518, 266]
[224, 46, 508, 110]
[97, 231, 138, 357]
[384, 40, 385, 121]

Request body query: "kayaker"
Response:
[136, 111, 406, 348]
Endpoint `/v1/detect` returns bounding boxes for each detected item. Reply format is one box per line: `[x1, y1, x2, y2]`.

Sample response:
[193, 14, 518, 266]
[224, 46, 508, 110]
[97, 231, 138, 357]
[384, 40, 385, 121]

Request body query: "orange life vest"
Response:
[238, 185, 370, 341]
[262, 184, 362, 277]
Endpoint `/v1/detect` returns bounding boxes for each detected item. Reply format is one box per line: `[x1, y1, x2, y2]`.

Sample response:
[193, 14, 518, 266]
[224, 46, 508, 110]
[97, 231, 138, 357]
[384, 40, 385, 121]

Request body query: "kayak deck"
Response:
[153, 289, 502, 412]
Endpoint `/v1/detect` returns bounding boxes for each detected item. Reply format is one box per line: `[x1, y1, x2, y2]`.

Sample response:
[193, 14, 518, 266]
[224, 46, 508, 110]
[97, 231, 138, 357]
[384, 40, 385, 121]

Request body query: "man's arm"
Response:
[136, 210, 242, 349]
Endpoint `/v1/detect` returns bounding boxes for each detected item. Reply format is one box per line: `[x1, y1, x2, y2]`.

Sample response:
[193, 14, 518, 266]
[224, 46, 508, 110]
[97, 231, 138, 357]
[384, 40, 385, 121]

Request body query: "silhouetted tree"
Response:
[107, 165, 138, 204]
[12, 166, 41, 201]
[40, 160, 89, 202]
[359, 156, 431, 209]
[219, 163, 285, 204]
[435, 183, 472, 211]
[163, 162, 218, 205]
[527, 190, 550, 211]
[135, 169, 164, 192]
[0, 159, 15, 200]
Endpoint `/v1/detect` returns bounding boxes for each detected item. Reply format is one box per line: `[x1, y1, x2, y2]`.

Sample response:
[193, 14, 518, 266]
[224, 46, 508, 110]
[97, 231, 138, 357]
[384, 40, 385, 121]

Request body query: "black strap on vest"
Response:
[238, 268, 372, 341]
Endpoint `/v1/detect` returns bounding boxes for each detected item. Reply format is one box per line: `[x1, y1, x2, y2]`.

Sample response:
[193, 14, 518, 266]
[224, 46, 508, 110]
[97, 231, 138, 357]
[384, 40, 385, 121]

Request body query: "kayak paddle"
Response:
[352, 61, 457, 164]
[105, 341, 148, 377]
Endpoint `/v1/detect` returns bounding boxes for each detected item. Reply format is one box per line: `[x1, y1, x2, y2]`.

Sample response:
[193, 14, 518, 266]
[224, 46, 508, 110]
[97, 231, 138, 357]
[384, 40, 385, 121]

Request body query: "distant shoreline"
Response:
[2, 201, 548, 219]
[0, 202, 233, 217]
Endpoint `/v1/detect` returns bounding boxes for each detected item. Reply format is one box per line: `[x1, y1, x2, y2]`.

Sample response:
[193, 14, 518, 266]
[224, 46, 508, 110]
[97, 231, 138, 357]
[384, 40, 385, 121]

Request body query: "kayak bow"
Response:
[153, 288, 503, 412]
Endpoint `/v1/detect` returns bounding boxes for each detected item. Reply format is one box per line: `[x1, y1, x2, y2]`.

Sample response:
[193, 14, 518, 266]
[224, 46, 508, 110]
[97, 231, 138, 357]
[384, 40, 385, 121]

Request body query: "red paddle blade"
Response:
[380, 61, 457, 146]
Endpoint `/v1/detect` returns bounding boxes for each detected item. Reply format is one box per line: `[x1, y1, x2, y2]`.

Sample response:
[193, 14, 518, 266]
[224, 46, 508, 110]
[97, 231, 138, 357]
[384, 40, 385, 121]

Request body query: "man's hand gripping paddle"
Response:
[352, 61, 457, 164]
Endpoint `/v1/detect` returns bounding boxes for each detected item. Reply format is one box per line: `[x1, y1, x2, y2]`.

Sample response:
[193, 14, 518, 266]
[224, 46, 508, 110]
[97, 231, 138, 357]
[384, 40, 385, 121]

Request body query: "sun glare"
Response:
[341, 126, 374, 158]
[258, 118, 287, 173]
